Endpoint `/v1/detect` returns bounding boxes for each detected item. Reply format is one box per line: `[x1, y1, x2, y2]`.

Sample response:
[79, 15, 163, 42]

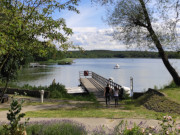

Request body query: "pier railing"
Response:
[79, 71, 122, 90]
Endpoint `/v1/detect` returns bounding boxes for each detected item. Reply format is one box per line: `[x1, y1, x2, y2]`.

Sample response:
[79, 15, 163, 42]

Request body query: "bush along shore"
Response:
[57, 58, 74, 65]
[38, 58, 74, 65]
[0, 82, 96, 102]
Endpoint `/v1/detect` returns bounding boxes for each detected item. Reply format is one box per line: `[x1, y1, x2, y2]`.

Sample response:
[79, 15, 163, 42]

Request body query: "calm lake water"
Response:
[15, 58, 180, 92]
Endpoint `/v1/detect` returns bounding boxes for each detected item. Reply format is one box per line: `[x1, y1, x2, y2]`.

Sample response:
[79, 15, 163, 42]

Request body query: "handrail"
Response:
[79, 71, 122, 90]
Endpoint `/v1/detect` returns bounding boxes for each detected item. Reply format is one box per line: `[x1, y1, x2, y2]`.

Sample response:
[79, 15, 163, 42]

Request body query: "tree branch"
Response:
[133, 19, 148, 28]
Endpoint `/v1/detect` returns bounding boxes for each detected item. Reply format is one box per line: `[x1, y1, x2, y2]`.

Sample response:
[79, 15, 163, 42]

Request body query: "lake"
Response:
[15, 58, 180, 92]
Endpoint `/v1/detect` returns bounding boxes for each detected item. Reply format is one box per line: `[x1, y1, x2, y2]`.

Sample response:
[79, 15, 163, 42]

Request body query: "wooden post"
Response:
[40, 90, 44, 103]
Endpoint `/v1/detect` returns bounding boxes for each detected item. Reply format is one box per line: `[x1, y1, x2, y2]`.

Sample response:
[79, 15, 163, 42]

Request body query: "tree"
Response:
[32, 40, 58, 61]
[0, 0, 80, 102]
[93, 0, 180, 86]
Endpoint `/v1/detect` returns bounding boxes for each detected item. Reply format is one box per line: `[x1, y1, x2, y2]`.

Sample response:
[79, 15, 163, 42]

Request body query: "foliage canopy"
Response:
[0, 0, 80, 101]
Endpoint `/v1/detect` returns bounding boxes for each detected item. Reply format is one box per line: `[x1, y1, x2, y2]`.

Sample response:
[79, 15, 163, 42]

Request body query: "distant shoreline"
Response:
[64, 50, 180, 59]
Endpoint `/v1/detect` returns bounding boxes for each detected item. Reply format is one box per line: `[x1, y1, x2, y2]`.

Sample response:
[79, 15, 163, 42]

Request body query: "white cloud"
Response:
[68, 27, 127, 50]
[57, 1, 124, 50]
[73, 27, 98, 33]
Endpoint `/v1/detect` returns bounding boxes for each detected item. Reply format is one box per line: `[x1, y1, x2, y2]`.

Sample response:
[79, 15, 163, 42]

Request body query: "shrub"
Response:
[16, 83, 67, 99]
[50, 90, 64, 98]
[164, 81, 179, 88]
[1, 96, 29, 135]
[2, 82, 96, 101]
[46, 83, 69, 98]
[26, 120, 87, 135]
[57, 58, 73, 65]
[21, 84, 46, 91]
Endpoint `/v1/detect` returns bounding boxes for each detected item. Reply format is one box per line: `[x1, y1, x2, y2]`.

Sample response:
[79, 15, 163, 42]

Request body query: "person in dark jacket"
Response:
[104, 83, 111, 105]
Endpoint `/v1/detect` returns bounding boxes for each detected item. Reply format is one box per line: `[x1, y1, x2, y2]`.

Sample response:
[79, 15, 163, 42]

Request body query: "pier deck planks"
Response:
[80, 78, 105, 102]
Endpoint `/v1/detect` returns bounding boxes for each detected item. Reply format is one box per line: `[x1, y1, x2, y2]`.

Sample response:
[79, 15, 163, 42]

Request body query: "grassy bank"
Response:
[39, 58, 74, 65]
[26, 105, 175, 119]
[160, 87, 180, 104]
[137, 91, 180, 115]
[57, 58, 74, 65]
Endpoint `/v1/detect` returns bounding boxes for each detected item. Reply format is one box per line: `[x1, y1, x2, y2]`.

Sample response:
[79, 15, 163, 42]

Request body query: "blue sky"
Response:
[60, 0, 107, 28]
[49, 0, 180, 51]
[53, 0, 127, 50]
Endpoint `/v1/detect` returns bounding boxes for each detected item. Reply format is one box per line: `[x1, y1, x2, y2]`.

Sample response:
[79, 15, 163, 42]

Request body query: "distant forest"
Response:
[64, 50, 180, 58]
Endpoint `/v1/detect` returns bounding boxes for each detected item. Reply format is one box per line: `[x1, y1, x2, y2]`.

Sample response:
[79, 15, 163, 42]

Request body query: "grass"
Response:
[160, 87, 180, 104]
[24, 102, 61, 106]
[160, 81, 180, 104]
[0, 108, 8, 111]
[57, 58, 74, 65]
[25, 100, 180, 120]
[25, 106, 174, 119]
[24, 85, 180, 120]
[134, 87, 180, 115]
[39, 59, 57, 65]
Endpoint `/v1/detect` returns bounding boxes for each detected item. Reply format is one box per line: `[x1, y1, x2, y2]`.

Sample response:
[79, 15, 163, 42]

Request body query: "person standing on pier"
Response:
[113, 86, 119, 107]
[104, 83, 111, 106]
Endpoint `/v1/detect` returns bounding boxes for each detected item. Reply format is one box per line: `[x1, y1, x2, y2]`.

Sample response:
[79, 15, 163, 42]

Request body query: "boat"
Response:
[122, 86, 131, 95]
[114, 64, 120, 69]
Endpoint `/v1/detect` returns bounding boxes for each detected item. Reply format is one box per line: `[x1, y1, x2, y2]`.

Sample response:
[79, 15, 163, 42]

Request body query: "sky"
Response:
[46, 0, 180, 51]
[53, 0, 127, 51]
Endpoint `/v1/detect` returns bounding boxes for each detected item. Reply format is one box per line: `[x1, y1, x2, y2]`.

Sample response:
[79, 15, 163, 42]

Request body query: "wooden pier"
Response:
[79, 71, 123, 102]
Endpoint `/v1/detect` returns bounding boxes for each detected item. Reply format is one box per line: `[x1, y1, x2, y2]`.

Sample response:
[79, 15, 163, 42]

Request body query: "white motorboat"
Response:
[114, 64, 120, 69]
[122, 86, 131, 95]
